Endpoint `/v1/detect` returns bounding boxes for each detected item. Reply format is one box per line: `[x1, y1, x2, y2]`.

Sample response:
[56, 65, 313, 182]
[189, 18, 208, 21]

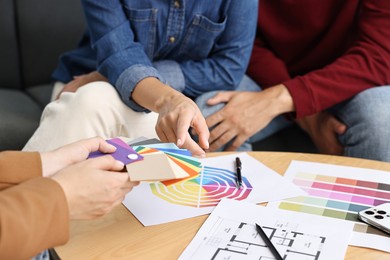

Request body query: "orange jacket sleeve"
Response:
[0, 152, 69, 260]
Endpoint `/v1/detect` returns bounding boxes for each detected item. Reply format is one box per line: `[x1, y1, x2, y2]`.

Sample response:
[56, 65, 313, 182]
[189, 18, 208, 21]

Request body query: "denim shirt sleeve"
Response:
[81, 0, 161, 111]
[180, 0, 258, 97]
[153, 60, 186, 93]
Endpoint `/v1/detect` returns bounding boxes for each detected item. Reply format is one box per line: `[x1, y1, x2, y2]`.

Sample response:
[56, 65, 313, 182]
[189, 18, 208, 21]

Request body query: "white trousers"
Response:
[23, 81, 159, 152]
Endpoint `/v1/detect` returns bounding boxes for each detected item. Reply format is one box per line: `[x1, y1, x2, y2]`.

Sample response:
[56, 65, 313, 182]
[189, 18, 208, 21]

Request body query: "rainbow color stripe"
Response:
[277, 172, 390, 235]
[150, 166, 253, 208]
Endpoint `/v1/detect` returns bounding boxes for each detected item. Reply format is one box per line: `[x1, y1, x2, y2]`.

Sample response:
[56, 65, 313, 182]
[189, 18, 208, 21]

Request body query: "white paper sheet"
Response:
[267, 160, 390, 252]
[122, 153, 305, 226]
[180, 199, 353, 260]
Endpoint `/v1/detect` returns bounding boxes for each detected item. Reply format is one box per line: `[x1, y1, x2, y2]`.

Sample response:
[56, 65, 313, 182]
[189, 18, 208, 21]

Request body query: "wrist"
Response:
[132, 77, 182, 112]
[40, 149, 71, 177]
[154, 88, 184, 113]
[40, 151, 59, 177]
[267, 84, 295, 116]
[89, 71, 107, 82]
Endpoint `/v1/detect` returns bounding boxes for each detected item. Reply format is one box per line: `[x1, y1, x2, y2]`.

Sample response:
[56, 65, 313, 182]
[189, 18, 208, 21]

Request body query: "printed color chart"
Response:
[150, 166, 252, 207]
[267, 160, 390, 252]
[279, 172, 390, 223]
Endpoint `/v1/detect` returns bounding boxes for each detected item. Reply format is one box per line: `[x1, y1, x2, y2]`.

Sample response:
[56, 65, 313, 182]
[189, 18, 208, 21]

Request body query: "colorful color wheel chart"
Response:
[150, 166, 253, 208]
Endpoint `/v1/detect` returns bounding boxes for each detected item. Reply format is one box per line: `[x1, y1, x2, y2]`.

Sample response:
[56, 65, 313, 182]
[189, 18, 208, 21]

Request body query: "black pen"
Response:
[235, 157, 242, 188]
[255, 224, 283, 260]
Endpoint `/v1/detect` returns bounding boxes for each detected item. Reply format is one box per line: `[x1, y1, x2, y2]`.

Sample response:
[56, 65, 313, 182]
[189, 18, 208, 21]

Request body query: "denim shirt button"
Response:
[169, 36, 176, 43]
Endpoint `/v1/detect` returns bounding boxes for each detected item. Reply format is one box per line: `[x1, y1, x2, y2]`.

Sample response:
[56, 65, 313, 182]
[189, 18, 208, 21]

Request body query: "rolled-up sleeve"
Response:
[81, 0, 163, 111]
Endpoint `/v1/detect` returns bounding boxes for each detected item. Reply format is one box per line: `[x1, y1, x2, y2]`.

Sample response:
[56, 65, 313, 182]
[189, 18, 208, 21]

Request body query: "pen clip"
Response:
[235, 157, 242, 169]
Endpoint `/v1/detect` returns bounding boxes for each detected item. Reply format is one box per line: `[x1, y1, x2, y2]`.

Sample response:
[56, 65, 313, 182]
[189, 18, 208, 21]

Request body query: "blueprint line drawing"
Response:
[195, 217, 325, 260]
[179, 199, 353, 260]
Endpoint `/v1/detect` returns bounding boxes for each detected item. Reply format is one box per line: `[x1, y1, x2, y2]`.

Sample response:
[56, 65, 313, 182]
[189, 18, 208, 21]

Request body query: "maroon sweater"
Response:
[248, 0, 390, 119]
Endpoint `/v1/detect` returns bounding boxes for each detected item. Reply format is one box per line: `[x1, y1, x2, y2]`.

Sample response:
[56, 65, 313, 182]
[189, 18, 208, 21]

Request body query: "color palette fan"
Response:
[127, 144, 202, 183]
[132, 144, 252, 207]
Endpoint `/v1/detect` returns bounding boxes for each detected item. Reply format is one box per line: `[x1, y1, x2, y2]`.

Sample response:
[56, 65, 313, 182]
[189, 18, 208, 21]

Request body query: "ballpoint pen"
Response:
[235, 157, 242, 188]
[256, 223, 283, 260]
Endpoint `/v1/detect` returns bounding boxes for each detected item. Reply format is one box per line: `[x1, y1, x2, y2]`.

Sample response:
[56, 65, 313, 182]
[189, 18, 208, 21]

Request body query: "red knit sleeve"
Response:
[247, 37, 292, 88]
[284, 0, 390, 118]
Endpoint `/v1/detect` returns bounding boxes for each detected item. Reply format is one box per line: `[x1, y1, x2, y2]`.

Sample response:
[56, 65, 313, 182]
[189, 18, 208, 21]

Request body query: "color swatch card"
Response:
[126, 150, 190, 181]
[88, 137, 143, 165]
[267, 160, 390, 252]
[129, 145, 202, 184]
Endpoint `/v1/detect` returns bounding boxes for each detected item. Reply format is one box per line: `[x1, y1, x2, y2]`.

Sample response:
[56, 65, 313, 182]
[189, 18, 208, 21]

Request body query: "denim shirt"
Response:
[52, 0, 258, 111]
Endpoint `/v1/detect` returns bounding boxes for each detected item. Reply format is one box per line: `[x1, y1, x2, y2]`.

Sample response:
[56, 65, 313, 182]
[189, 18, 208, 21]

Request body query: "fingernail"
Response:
[177, 139, 182, 147]
[107, 143, 117, 150]
[116, 161, 125, 169]
[197, 151, 206, 158]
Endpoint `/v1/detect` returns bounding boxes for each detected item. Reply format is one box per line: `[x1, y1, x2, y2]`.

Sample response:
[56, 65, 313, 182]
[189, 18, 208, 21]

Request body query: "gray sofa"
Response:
[0, 0, 85, 151]
[0, 0, 316, 153]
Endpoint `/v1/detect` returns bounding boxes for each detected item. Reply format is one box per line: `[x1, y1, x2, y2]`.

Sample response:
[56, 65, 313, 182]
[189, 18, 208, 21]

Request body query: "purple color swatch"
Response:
[88, 138, 143, 165]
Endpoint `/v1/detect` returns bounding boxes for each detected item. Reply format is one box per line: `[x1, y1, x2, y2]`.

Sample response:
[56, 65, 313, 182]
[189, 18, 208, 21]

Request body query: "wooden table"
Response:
[55, 152, 390, 259]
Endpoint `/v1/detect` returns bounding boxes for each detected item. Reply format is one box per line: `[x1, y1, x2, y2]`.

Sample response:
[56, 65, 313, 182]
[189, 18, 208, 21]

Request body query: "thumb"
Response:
[81, 136, 117, 154]
[330, 117, 347, 134]
[206, 92, 234, 106]
[88, 155, 125, 171]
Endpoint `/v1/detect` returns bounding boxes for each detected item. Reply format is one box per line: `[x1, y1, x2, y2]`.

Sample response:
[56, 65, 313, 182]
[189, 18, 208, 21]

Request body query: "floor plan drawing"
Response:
[193, 217, 325, 260]
[180, 199, 353, 260]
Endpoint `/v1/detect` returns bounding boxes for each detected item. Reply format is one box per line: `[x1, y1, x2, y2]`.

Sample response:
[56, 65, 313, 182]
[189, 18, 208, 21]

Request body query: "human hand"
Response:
[156, 90, 209, 156]
[56, 71, 107, 99]
[40, 136, 118, 177]
[296, 111, 347, 155]
[206, 85, 294, 151]
[51, 155, 138, 220]
[132, 77, 209, 157]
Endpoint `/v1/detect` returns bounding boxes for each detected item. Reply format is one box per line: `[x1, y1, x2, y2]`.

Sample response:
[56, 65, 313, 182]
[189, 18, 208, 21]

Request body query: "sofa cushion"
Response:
[0, 0, 86, 151]
[16, 0, 85, 88]
[0, 89, 42, 150]
[26, 84, 54, 108]
[0, 0, 21, 90]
